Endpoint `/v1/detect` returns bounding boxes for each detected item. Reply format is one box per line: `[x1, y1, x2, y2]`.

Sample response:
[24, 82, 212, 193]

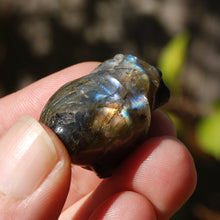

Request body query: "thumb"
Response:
[0, 116, 71, 220]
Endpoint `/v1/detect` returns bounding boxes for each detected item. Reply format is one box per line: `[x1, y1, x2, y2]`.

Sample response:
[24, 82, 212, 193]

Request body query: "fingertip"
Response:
[132, 136, 197, 218]
[109, 136, 196, 219]
[0, 116, 71, 219]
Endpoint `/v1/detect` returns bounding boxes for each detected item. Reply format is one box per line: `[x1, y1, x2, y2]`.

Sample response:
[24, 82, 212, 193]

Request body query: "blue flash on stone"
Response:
[124, 55, 147, 75]
[130, 94, 148, 110]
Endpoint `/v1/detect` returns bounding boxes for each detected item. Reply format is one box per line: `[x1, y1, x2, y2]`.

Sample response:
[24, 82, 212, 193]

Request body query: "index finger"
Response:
[0, 62, 99, 136]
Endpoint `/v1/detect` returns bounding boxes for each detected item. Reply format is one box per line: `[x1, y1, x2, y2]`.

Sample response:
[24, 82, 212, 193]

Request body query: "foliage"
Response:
[158, 32, 190, 94]
[196, 107, 220, 160]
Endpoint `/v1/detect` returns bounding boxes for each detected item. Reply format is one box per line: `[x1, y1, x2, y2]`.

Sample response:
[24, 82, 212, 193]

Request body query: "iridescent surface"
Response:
[40, 54, 170, 178]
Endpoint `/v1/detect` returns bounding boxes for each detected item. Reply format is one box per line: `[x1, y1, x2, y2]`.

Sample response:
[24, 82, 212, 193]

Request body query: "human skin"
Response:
[0, 62, 197, 220]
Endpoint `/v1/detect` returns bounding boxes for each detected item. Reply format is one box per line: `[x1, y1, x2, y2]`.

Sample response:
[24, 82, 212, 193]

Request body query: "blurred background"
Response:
[0, 0, 219, 219]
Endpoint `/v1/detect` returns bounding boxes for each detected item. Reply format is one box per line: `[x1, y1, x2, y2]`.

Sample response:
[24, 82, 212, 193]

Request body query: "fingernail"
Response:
[0, 116, 58, 199]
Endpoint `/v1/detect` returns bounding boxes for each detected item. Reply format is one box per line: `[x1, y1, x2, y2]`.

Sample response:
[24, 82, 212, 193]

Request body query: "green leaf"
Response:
[157, 32, 190, 94]
[196, 109, 220, 160]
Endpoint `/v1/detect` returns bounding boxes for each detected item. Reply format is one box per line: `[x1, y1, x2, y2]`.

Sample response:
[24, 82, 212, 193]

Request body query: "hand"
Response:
[0, 62, 197, 220]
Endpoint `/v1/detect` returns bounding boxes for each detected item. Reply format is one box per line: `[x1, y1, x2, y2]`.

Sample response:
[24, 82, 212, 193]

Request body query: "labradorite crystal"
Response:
[40, 54, 170, 178]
